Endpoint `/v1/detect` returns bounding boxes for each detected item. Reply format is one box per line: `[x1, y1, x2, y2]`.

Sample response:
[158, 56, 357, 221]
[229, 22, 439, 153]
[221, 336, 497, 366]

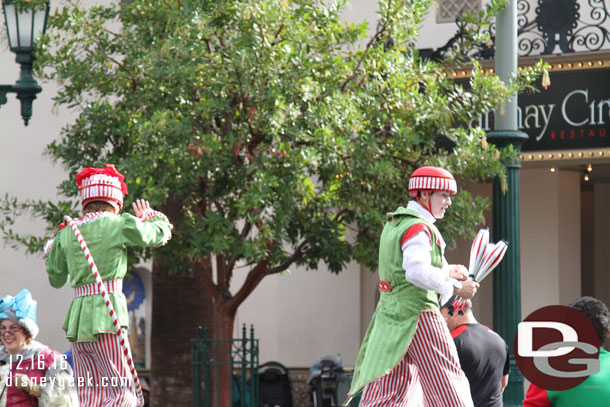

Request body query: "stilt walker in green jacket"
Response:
[45, 165, 173, 407]
[347, 166, 480, 407]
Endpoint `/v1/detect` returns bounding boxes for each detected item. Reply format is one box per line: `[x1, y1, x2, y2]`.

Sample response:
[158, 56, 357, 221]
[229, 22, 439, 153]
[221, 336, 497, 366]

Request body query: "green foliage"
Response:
[0, 193, 77, 253]
[8, 0, 49, 12]
[4, 0, 543, 279]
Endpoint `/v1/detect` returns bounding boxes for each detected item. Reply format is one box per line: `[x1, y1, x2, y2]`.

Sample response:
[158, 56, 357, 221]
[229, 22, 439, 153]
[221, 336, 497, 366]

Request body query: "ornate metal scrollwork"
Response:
[535, 0, 580, 53]
[516, 0, 547, 56]
[427, 0, 610, 60]
[422, 18, 496, 61]
[569, 0, 610, 52]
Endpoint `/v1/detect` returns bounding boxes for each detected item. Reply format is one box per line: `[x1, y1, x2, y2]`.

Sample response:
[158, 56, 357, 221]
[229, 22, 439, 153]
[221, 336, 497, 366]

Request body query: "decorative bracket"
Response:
[0, 52, 42, 126]
[0, 85, 12, 106]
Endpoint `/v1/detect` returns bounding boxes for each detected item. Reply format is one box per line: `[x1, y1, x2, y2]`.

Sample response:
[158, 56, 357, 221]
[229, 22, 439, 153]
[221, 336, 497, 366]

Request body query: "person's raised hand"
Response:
[132, 199, 151, 218]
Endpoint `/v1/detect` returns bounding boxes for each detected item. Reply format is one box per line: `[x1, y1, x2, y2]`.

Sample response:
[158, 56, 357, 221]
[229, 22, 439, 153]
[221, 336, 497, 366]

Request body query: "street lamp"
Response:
[0, 0, 50, 126]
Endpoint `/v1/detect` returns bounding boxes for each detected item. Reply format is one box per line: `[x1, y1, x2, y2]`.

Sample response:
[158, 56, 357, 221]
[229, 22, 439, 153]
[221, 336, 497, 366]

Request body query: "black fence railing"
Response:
[192, 324, 259, 407]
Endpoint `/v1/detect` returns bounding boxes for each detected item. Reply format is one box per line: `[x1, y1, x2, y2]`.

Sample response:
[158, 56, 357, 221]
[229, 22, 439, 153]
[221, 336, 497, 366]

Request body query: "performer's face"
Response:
[0, 319, 29, 354]
[427, 190, 452, 219]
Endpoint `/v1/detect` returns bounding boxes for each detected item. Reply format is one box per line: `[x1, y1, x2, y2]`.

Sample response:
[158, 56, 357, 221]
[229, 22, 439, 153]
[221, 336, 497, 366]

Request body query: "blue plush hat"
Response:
[0, 289, 39, 339]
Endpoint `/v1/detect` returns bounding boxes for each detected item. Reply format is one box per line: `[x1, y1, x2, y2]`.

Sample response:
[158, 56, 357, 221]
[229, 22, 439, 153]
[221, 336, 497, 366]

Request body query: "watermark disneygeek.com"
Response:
[514, 305, 600, 391]
[3, 373, 132, 389]
[3, 354, 132, 389]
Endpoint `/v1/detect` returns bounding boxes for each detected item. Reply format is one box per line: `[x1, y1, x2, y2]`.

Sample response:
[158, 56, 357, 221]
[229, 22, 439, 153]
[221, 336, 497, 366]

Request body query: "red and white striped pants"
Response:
[71, 332, 138, 407]
[360, 311, 473, 407]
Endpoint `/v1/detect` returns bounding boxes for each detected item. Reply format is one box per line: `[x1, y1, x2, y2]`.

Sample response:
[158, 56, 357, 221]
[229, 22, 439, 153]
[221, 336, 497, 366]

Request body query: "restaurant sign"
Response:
[471, 69, 610, 152]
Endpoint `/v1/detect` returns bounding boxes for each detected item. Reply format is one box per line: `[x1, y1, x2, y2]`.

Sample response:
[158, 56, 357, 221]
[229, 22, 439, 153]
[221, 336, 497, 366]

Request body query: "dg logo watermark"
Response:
[514, 305, 600, 391]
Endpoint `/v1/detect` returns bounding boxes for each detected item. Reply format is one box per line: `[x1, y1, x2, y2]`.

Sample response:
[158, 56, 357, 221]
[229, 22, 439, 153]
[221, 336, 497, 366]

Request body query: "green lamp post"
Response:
[489, 0, 525, 405]
[0, 0, 50, 126]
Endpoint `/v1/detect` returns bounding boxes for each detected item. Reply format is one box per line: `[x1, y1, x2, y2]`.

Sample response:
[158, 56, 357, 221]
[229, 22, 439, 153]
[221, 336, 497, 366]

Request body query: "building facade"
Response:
[0, 0, 608, 378]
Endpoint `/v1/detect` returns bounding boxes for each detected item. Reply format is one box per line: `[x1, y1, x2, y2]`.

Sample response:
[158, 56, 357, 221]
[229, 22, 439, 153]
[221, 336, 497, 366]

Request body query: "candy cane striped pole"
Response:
[65, 216, 144, 407]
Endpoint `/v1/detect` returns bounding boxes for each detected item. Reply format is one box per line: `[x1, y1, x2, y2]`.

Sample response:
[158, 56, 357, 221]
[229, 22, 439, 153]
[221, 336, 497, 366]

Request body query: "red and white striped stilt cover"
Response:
[65, 215, 144, 407]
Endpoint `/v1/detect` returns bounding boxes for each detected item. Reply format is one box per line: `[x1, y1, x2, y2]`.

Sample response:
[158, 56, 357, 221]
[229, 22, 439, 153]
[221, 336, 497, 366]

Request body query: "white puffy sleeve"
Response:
[38, 354, 78, 407]
[402, 230, 458, 305]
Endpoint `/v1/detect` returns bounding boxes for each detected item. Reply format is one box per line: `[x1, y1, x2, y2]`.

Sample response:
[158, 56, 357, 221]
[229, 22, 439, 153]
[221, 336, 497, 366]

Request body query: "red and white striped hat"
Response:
[76, 164, 129, 210]
[408, 166, 457, 198]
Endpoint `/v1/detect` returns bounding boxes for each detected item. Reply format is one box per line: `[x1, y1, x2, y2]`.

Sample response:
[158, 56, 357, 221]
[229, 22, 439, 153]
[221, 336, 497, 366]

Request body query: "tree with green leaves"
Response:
[1, 0, 544, 404]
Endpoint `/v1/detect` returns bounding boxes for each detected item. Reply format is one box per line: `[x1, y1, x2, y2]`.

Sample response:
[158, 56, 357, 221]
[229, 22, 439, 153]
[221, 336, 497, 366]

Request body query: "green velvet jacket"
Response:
[45, 211, 172, 342]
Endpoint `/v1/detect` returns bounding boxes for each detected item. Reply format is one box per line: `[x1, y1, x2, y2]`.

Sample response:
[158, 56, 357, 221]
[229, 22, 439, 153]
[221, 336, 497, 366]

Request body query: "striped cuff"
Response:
[139, 208, 172, 226]
[43, 238, 55, 258]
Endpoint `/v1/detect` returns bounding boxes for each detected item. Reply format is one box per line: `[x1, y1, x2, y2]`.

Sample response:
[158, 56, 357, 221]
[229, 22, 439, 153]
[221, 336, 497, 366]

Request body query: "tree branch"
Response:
[73, 5, 137, 92]
[225, 238, 279, 314]
[198, 177, 207, 216]
[385, 153, 420, 168]
[225, 220, 252, 273]
[246, 132, 266, 156]
[266, 241, 307, 275]
[226, 252, 272, 315]
[193, 259, 221, 300]
[270, 24, 285, 46]
[220, 104, 236, 138]
[214, 32, 264, 151]
[214, 201, 225, 218]
[216, 254, 232, 298]
[339, 0, 396, 92]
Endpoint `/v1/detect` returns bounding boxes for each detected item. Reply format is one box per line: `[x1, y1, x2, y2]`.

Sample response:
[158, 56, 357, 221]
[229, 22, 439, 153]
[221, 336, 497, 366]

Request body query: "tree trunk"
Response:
[150, 256, 212, 407]
[209, 299, 236, 407]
